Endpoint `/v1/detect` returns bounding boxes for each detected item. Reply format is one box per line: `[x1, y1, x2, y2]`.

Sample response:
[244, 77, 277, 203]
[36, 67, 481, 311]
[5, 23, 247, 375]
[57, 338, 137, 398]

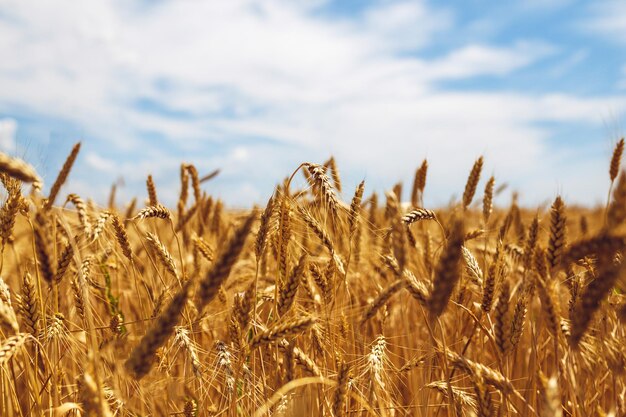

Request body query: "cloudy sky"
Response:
[0, 0, 625, 208]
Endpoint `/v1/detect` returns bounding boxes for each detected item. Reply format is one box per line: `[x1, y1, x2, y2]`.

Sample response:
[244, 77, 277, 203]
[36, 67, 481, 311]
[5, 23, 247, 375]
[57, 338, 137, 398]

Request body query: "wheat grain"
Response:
[571, 260, 623, 346]
[146, 232, 179, 280]
[146, 174, 158, 206]
[134, 204, 172, 220]
[125, 279, 193, 379]
[303, 162, 338, 216]
[249, 316, 316, 350]
[0, 152, 41, 184]
[278, 254, 307, 316]
[0, 333, 29, 366]
[483, 175, 495, 224]
[463, 156, 483, 209]
[361, 279, 405, 324]
[195, 213, 255, 312]
[332, 360, 350, 417]
[46, 142, 81, 210]
[610, 138, 625, 182]
[402, 208, 436, 224]
[348, 180, 365, 237]
[255, 194, 275, 260]
[411, 159, 428, 207]
[428, 218, 464, 317]
[547, 196, 567, 270]
[494, 280, 512, 356]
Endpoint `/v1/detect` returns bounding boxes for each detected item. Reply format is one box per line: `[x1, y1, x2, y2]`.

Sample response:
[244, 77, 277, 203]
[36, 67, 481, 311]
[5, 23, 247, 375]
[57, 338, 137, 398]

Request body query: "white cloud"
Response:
[0, 0, 624, 206]
[231, 146, 250, 162]
[85, 152, 116, 173]
[0, 118, 16, 152]
[361, 0, 452, 51]
[424, 41, 554, 80]
[584, 1, 626, 42]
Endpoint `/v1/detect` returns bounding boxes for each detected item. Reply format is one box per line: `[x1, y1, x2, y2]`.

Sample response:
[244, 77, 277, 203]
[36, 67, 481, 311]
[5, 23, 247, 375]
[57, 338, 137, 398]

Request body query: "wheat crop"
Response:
[0, 141, 625, 416]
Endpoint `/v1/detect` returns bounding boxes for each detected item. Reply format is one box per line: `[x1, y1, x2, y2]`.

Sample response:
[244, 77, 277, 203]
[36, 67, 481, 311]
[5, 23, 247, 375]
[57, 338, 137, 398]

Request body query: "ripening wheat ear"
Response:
[536, 275, 560, 338]
[0, 333, 30, 367]
[402, 208, 436, 225]
[194, 212, 255, 312]
[248, 316, 316, 350]
[411, 159, 428, 207]
[570, 259, 624, 346]
[303, 162, 339, 216]
[481, 243, 502, 313]
[428, 218, 464, 317]
[179, 163, 189, 208]
[403, 270, 429, 305]
[175, 326, 201, 376]
[185, 164, 202, 203]
[19, 272, 40, 336]
[232, 281, 255, 330]
[278, 191, 292, 281]
[547, 196, 566, 271]
[111, 213, 133, 261]
[462, 246, 483, 286]
[324, 156, 342, 193]
[483, 175, 495, 224]
[65, 193, 92, 234]
[510, 286, 529, 350]
[348, 180, 365, 237]
[33, 213, 55, 285]
[610, 138, 624, 183]
[279, 339, 321, 377]
[146, 232, 179, 281]
[392, 182, 403, 204]
[45, 142, 81, 210]
[0, 181, 21, 247]
[134, 204, 171, 221]
[146, 174, 158, 206]
[199, 168, 220, 183]
[0, 297, 18, 334]
[472, 375, 493, 417]
[446, 351, 515, 394]
[494, 280, 512, 357]
[607, 170, 626, 229]
[606, 138, 626, 230]
[361, 278, 405, 325]
[560, 234, 626, 268]
[462, 156, 483, 210]
[90, 210, 112, 241]
[54, 242, 74, 284]
[0, 152, 41, 184]
[298, 205, 335, 255]
[277, 254, 307, 316]
[332, 360, 350, 417]
[125, 279, 193, 379]
[255, 194, 275, 261]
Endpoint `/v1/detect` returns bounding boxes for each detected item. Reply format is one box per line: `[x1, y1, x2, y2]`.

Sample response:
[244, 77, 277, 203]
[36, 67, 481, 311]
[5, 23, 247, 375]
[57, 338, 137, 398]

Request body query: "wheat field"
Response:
[0, 141, 625, 416]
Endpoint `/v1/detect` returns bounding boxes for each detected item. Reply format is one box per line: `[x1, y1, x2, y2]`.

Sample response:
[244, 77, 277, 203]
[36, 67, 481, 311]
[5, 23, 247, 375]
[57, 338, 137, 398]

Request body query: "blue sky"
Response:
[0, 0, 626, 208]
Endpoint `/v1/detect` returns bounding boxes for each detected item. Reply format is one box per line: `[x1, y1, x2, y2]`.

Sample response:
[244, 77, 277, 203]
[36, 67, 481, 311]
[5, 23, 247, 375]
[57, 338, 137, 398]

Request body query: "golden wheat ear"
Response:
[124, 278, 193, 380]
[45, 142, 81, 210]
[0, 152, 41, 184]
[428, 217, 464, 317]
